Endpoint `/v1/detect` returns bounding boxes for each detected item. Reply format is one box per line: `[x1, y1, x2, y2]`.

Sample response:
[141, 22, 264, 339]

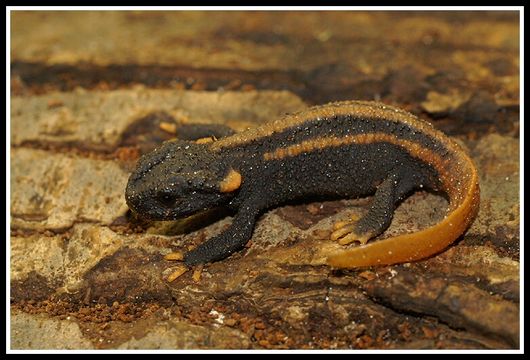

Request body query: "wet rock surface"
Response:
[10, 11, 519, 350]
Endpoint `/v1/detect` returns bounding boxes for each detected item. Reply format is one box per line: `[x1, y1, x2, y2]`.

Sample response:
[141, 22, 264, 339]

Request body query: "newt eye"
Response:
[157, 192, 178, 207]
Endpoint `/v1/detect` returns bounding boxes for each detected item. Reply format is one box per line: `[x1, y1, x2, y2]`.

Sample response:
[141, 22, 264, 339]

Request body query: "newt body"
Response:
[125, 101, 480, 268]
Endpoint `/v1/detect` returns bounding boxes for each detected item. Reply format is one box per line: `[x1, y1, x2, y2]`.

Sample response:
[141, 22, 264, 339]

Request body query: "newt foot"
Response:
[167, 265, 189, 282]
[164, 251, 184, 261]
[331, 214, 372, 245]
[165, 251, 204, 282]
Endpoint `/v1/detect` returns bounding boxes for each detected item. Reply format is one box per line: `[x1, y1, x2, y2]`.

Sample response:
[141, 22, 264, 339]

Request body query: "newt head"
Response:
[125, 140, 240, 220]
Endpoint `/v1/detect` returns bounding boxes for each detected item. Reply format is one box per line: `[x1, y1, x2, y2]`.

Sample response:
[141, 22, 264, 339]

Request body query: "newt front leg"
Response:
[184, 203, 260, 266]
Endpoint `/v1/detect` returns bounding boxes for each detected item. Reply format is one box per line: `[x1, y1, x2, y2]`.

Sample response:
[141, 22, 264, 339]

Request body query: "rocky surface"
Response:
[10, 11, 520, 350]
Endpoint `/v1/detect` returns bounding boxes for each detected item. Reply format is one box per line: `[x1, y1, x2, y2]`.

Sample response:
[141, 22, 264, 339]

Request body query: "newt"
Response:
[125, 101, 480, 269]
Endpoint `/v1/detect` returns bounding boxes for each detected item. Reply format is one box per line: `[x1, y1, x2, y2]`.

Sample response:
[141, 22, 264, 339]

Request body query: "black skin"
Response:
[125, 117, 442, 266]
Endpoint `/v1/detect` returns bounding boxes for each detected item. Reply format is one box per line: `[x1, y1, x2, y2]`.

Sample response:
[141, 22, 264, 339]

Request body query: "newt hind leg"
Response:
[331, 170, 421, 246]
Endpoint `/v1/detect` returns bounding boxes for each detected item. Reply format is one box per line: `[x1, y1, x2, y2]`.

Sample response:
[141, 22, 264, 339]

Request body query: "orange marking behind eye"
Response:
[219, 168, 242, 193]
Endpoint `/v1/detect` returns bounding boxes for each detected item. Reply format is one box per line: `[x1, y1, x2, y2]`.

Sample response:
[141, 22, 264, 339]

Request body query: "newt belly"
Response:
[125, 100, 480, 269]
